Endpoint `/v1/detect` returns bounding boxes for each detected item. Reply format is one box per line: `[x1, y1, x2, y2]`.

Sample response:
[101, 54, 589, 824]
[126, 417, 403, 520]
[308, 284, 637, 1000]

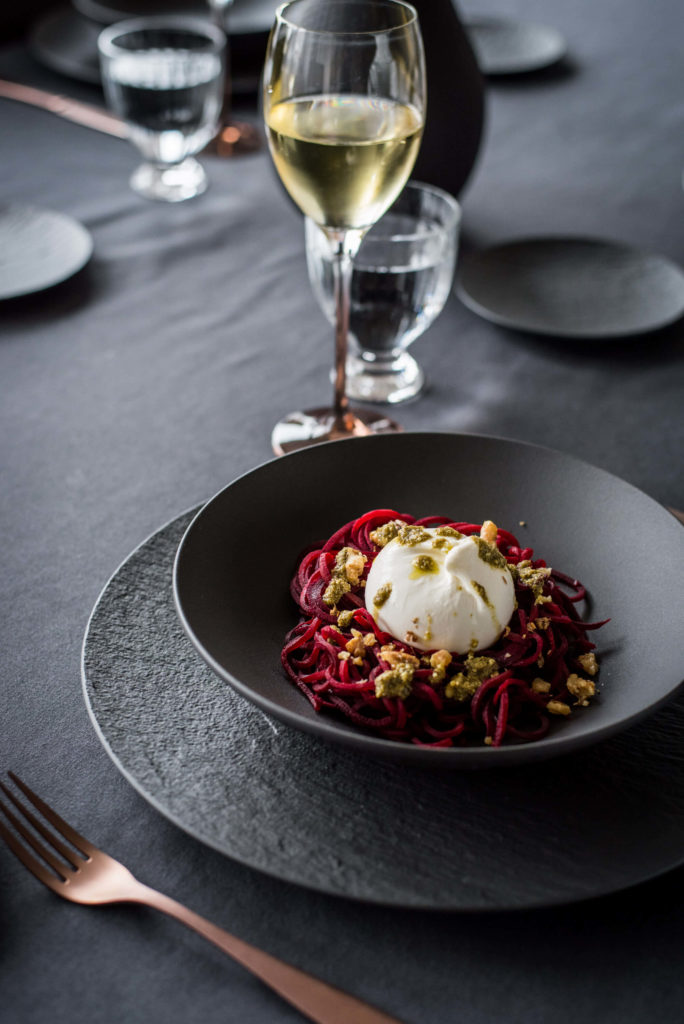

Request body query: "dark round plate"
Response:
[457, 237, 684, 339]
[30, 4, 267, 91]
[466, 17, 566, 75]
[173, 432, 684, 769]
[83, 504, 684, 908]
[30, 7, 102, 84]
[0, 204, 93, 300]
[72, 0, 279, 34]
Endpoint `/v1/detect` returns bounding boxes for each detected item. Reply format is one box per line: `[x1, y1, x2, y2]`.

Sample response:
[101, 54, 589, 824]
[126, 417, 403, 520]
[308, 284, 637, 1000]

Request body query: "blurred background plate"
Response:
[30, 1, 275, 91]
[0, 204, 93, 300]
[457, 237, 684, 339]
[466, 16, 566, 75]
[30, 6, 101, 83]
[71, 0, 279, 33]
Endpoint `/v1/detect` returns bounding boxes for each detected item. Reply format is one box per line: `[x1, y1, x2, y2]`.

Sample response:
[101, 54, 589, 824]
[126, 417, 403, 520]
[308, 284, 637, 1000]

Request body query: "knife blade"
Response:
[0, 78, 127, 138]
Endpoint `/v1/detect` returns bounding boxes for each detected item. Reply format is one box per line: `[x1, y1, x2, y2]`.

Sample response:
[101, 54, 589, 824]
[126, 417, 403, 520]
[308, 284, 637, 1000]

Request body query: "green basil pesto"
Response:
[473, 536, 508, 570]
[435, 526, 464, 538]
[471, 580, 490, 606]
[410, 554, 438, 577]
[395, 524, 432, 547]
[374, 662, 414, 700]
[444, 653, 499, 702]
[369, 521, 402, 548]
[511, 561, 552, 604]
[322, 576, 351, 607]
[373, 582, 392, 608]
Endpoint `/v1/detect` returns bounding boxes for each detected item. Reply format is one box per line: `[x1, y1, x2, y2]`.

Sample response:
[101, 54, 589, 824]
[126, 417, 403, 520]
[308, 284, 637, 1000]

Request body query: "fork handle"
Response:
[130, 883, 405, 1024]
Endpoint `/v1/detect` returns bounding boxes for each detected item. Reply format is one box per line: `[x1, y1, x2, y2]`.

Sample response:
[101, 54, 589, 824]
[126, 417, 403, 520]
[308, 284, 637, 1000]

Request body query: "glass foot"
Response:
[272, 407, 402, 456]
[130, 157, 207, 202]
[207, 121, 262, 157]
[343, 351, 425, 404]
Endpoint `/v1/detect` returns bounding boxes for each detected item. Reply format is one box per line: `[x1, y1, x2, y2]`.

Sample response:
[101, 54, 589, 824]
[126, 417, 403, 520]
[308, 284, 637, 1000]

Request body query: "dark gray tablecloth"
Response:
[1, 0, 683, 1020]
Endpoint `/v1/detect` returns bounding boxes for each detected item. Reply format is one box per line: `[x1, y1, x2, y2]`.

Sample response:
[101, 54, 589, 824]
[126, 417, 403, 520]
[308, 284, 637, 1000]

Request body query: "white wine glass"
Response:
[262, 0, 426, 455]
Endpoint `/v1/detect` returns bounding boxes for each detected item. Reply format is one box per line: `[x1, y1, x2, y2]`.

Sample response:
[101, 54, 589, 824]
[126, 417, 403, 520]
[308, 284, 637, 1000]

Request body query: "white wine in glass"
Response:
[262, 0, 426, 455]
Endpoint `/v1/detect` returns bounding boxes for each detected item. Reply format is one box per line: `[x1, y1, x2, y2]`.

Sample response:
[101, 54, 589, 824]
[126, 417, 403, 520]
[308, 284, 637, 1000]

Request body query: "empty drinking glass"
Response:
[98, 16, 225, 202]
[306, 181, 460, 403]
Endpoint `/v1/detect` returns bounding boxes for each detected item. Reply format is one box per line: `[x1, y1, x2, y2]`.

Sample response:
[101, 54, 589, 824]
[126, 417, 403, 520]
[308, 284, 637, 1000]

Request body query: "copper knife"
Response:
[0, 78, 127, 138]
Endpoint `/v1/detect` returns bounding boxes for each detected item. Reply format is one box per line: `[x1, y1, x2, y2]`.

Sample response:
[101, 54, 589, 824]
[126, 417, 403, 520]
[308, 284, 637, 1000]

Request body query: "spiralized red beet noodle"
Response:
[281, 510, 608, 748]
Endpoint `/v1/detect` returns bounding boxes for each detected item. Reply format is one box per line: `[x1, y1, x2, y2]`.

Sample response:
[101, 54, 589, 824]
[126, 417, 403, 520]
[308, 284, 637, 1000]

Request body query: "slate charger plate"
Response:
[83, 433, 684, 910]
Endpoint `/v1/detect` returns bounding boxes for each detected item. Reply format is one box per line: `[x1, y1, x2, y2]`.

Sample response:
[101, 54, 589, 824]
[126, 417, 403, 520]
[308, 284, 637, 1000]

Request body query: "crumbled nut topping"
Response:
[380, 646, 420, 670]
[369, 520, 402, 547]
[531, 678, 551, 694]
[322, 547, 365, 607]
[429, 649, 452, 685]
[577, 652, 599, 676]
[336, 609, 355, 629]
[480, 520, 498, 545]
[345, 634, 367, 659]
[566, 673, 596, 706]
[546, 700, 571, 716]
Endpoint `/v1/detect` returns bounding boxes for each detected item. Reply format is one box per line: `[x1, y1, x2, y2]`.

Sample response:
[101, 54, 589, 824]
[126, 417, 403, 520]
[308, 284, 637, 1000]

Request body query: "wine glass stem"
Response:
[332, 249, 351, 423]
[329, 229, 363, 427]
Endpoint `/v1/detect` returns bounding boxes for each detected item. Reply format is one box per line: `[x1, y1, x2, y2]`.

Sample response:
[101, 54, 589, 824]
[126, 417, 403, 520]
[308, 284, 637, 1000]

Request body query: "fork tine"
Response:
[0, 814, 63, 891]
[0, 780, 83, 869]
[0, 796, 76, 880]
[8, 772, 97, 858]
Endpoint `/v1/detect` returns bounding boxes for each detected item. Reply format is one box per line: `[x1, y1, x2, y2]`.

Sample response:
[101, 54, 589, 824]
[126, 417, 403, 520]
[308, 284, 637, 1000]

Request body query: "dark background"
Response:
[1, 0, 683, 1021]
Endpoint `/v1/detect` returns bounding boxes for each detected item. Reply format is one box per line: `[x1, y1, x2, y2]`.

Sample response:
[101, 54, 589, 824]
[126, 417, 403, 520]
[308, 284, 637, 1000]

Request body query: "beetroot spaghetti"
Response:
[281, 509, 607, 747]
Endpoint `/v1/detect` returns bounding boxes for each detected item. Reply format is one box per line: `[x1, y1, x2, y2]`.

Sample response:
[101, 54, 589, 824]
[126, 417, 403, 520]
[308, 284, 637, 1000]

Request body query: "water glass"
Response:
[306, 181, 460, 403]
[98, 16, 225, 202]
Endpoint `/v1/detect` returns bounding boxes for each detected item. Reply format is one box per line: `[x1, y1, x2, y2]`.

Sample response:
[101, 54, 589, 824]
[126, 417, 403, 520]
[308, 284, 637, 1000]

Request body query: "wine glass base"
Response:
[207, 121, 262, 157]
[130, 157, 207, 202]
[343, 351, 425, 405]
[272, 407, 402, 456]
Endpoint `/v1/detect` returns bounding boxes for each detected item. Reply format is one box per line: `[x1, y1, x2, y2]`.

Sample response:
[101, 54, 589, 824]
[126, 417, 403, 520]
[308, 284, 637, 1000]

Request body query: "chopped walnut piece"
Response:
[577, 652, 599, 676]
[484, 736, 494, 746]
[547, 700, 571, 716]
[566, 673, 596, 707]
[369, 520, 403, 548]
[338, 651, 350, 661]
[429, 649, 452, 685]
[531, 678, 551, 694]
[343, 550, 366, 585]
[323, 576, 350, 607]
[380, 646, 420, 670]
[345, 633, 367, 659]
[362, 633, 376, 647]
[480, 520, 498, 545]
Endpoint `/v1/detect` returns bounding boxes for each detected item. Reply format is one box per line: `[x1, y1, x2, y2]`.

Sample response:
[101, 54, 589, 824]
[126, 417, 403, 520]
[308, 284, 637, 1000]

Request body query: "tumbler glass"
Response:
[306, 181, 460, 403]
[98, 16, 225, 202]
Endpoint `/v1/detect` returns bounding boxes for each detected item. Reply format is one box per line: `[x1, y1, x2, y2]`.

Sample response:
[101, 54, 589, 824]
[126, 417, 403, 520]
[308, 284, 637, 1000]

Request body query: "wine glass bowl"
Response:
[98, 16, 226, 202]
[305, 181, 460, 404]
[262, 0, 426, 454]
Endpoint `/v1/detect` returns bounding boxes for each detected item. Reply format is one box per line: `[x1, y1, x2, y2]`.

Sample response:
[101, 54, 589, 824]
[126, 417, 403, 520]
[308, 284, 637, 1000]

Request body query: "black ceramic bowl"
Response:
[173, 432, 684, 768]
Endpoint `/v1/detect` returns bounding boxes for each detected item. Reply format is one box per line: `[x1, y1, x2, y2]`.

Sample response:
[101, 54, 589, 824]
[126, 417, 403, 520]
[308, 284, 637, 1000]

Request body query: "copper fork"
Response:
[0, 772, 403, 1024]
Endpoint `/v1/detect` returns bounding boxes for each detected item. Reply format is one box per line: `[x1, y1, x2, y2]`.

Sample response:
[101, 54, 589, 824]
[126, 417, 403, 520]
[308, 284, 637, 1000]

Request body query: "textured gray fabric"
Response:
[2, 0, 684, 1020]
